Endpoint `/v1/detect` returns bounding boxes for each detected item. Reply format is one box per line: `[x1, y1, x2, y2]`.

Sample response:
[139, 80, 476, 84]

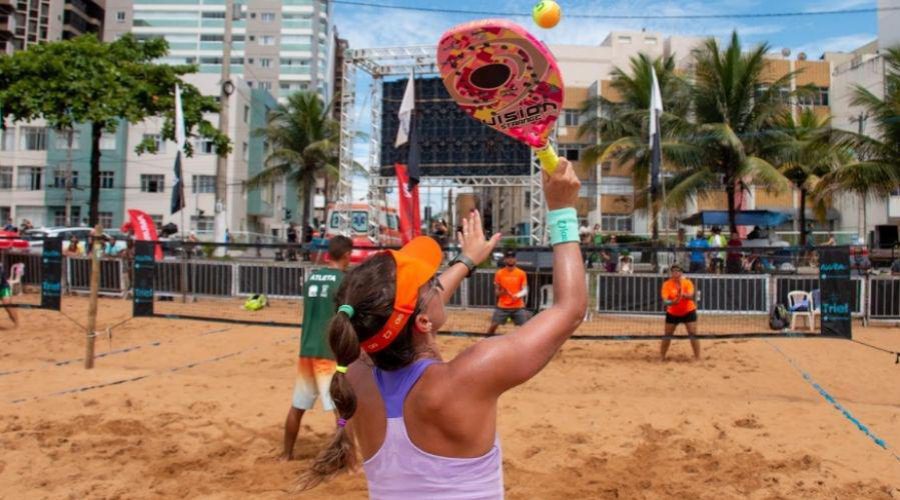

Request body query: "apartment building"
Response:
[103, 0, 333, 102]
[0, 74, 278, 236]
[0, 0, 102, 55]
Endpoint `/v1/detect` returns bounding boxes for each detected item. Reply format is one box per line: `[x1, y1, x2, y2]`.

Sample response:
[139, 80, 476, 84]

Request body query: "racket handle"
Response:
[535, 144, 559, 174]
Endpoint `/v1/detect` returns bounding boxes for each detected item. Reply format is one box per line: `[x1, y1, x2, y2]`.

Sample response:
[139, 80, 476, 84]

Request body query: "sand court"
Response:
[1, 297, 898, 499]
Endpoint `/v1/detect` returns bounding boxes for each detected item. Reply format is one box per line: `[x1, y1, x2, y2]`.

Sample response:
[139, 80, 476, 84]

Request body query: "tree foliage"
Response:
[0, 34, 229, 225]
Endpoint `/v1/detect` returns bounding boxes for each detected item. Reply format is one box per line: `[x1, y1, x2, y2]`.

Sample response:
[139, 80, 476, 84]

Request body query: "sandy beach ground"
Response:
[1, 296, 898, 499]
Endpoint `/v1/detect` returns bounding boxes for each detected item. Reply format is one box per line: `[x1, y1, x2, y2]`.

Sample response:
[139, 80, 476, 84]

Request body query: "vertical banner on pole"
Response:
[133, 240, 156, 317]
[41, 237, 62, 311]
[819, 247, 852, 338]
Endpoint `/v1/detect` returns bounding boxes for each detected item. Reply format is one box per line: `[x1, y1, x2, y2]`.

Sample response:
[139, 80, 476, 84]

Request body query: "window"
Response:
[259, 81, 272, 90]
[140, 174, 165, 193]
[242, 142, 249, 161]
[192, 175, 215, 194]
[54, 130, 80, 150]
[799, 87, 829, 107]
[259, 57, 272, 68]
[116, 11, 125, 22]
[20, 127, 47, 151]
[100, 132, 117, 150]
[260, 12, 275, 22]
[150, 214, 163, 229]
[280, 58, 309, 66]
[618, 36, 632, 44]
[243, 105, 250, 123]
[142, 133, 166, 153]
[195, 138, 215, 154]
[201, 11, 225, 19]
[100, 171, 114, 189]
[644, 37, 658, 45]
[18, 166, 43, 191]
[558, 144, 588, 161]
[563, 109, 580, 127]
[53, 207, 80, 227]
[260, 35, 276, 46]
[191, 215, 214, 232]
[601, 215, 633, 232]
[200, 34, 224, 42]
[0, 166, 12, 189]
[98, 212, 113, 228]
[53, 168, 78, 189]
[1, 129, 13, 151]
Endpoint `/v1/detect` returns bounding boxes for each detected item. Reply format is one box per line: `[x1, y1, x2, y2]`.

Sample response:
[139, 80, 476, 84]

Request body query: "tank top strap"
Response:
[373, 358, 438, 418]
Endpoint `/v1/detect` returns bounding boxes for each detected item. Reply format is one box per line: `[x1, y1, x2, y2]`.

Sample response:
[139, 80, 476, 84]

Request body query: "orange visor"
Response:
[362, 236, 443, 353]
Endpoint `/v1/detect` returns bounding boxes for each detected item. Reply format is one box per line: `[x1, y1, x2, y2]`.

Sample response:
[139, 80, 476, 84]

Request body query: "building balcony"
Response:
[0, 0, 12, 14]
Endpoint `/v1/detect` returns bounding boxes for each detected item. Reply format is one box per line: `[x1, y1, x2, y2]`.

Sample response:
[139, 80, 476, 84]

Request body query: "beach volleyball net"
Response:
[124, 239, 900, 341]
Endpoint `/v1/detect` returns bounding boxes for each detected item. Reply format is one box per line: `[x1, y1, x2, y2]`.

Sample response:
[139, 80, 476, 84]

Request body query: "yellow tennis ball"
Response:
[532, 0, 561, 29]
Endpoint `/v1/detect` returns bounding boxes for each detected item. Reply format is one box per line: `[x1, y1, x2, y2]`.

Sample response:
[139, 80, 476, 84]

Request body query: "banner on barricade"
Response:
[819, 248, 852, 338]
[41, 237, 62, 310]
[133, 241, 156, 317]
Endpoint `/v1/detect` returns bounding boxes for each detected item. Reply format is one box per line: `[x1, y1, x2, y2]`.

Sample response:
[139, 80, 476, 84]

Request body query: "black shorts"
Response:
[491, 308, 531, 326]
[665, 311, 698, 324]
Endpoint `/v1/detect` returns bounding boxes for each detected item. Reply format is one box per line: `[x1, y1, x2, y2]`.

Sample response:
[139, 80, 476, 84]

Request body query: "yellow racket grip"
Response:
[535, 144, 559, 174]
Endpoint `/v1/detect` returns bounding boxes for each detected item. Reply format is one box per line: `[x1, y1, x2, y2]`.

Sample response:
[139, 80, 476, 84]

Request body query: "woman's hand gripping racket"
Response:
[438, 19, 564, 173]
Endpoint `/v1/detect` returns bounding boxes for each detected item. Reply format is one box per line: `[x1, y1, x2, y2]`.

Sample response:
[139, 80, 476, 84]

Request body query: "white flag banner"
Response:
[174, 84, 186, 150]
[395, 70, 415, 147]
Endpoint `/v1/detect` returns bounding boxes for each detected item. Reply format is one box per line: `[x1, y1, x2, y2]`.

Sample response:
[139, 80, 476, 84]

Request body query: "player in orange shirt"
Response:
[487, 250, 530, 335]
[660, 263, 700, 361]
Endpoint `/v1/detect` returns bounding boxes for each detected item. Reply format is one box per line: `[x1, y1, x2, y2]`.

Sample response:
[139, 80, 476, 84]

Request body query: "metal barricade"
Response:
[868, 276, 900, 320]
[237, 262, 306, 298]
[65, 257, 126, 296]
[1, 251, 41, 285]
[596, 273, 768, 315]
[774, 276, 864, 316]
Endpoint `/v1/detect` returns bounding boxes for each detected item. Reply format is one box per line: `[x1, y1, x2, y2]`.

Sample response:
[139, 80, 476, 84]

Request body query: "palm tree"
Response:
[246, 91, 339, 228]
[815, 47, 900, 242]
[578, 53, 697, 241]
[764, 109, 849, 245]
[664, 32, 791, 234]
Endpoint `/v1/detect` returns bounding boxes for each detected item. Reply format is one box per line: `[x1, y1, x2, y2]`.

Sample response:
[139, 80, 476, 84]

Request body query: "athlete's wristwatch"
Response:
[449, 254, 476, 277]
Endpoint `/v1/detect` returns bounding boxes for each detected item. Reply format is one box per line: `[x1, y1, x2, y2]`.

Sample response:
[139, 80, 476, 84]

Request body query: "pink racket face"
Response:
[438, 19, 564, 149]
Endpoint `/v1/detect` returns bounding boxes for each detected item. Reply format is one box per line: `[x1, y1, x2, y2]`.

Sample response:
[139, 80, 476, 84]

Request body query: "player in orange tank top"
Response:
[487, 250, 531, 335]
[660, 264, 701, 361]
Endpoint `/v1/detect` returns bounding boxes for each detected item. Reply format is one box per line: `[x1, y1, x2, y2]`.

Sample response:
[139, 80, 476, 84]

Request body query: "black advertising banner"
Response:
[133, 241, 155, 317]
[819, 247, 852, 338]
[41, 237, 62, 311]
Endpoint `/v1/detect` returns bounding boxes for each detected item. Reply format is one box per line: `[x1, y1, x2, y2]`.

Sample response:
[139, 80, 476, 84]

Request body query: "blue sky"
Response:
[333, 0, 882, 58]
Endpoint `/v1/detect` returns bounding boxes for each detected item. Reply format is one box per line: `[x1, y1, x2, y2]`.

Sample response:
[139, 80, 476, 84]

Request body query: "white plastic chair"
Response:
[8, 263, 24, 295]
[810, 289, 821, 328]
[787, 291, 814, 330]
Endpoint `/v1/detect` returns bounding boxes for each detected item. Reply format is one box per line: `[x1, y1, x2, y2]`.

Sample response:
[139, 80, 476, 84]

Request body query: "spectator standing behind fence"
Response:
[602, 234, 619, 273]
[660, 264, 700, 361]
[486, 249, 530, 336]
[287, 223, 298, 261]
[688, 231, 708, 273]
[63, 235, 84, 257]
[2, 218, 15, 232]
[708, 226, 726, 274]
[0, 261, 18, 329]
[726, 233, 743, 274]
[281, 235, 353, 461]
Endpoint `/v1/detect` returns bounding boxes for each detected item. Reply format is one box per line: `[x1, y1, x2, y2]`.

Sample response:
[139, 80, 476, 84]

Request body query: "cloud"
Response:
[805, 0, 875, 12]
[794, 33, 876, 58]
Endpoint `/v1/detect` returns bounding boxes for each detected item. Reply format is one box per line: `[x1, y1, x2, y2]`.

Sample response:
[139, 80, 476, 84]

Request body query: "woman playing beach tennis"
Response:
[300, 159, 586, 498]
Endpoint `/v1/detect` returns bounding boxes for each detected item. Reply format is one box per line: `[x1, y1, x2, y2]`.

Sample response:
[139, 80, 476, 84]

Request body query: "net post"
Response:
[85, 224, 103, 369]
[132, 240, 156, 318]
[41, 237, 62, 311]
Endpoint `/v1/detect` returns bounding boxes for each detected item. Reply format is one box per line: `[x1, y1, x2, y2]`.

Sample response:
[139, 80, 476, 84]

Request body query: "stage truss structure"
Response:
[337, 45, 551, 244]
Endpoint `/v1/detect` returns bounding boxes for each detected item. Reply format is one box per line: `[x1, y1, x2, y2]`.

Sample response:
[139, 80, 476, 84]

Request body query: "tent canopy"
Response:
[680, 210, 791, 228]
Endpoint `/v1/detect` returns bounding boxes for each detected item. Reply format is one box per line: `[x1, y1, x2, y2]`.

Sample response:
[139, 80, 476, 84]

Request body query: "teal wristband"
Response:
[548, 208, 579, 246]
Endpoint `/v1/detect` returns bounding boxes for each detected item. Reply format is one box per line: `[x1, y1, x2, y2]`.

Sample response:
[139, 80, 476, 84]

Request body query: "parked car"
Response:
[22, 227, 93, 254]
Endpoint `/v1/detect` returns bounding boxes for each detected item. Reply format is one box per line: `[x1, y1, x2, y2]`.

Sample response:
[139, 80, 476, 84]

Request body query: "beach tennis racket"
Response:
[437, 19, 564, 173]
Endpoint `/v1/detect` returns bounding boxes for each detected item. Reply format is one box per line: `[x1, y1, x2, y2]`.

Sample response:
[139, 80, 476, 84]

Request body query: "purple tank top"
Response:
[362, 359, 504, 499]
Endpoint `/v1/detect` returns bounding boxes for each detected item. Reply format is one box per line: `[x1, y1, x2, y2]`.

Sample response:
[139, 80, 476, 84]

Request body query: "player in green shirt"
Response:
[281, 235, 352, 460]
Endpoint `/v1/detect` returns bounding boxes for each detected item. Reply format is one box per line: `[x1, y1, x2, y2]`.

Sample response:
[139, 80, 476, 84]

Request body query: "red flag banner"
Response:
[124, 209, 163, 261]
[395, 164, 422, 244]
